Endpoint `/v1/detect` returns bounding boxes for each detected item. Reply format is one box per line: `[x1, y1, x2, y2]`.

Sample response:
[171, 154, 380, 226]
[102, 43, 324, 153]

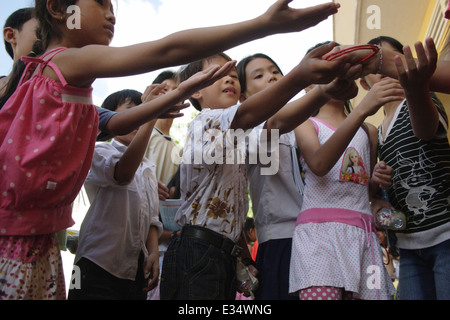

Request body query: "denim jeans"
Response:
[67, 253, 148, 300]
[160, 227, 237, 300]
[397, 239, 450, 300]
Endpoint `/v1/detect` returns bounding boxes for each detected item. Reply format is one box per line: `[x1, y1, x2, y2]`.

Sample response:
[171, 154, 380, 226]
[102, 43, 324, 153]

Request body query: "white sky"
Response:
[1, 0, 335, 143]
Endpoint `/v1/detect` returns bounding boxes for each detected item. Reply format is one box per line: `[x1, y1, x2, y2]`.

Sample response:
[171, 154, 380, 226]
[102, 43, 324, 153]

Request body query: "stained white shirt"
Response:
[176, 105, 249, 243]
[75, 140, 162, 280]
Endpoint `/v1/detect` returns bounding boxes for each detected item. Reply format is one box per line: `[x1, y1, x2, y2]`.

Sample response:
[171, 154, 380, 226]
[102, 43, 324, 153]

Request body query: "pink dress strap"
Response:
[20, 47, 68, 87]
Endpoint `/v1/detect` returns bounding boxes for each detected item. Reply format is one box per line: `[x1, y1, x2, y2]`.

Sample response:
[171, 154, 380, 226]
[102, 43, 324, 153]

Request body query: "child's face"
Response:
[196, 56, 241, 110]
[242, 57, 283, 100]
[68, 0, 116, 47]
[14, 18, 38, 62]
[160, 79, 178, 94]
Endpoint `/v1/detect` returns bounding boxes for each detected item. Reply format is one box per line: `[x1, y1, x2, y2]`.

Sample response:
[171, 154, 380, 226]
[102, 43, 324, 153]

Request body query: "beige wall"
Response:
[333, 0, 450, 141]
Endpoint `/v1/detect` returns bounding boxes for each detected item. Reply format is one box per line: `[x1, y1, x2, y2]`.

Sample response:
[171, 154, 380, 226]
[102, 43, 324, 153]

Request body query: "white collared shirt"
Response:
[247, 126, 303, 244]
[75, 140, 162, 280]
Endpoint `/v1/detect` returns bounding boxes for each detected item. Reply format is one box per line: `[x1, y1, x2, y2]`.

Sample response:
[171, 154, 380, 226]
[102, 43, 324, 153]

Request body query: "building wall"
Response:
[333, 0, 450, 141]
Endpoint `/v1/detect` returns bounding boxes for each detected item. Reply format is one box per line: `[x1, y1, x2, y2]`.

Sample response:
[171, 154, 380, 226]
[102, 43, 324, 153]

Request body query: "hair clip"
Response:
[324, 44, 380, 64]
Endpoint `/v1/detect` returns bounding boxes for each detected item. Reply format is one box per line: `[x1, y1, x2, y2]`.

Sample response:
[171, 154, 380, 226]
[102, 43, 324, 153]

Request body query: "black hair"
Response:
[0, 1, 77, 109]
[368, 36, 404, 54]
[236, 53, 284, 94]
[101, 89, 143, 112]
[3, 7, 35, 59]
[244, 217, 255, 233]
[152, 70, 179, 85]
[179, 53, 232, 111]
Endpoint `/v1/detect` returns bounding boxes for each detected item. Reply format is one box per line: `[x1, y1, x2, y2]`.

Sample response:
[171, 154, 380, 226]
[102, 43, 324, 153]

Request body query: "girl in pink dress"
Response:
[290, 48, 405, 299]
[1, 0, 343, 300]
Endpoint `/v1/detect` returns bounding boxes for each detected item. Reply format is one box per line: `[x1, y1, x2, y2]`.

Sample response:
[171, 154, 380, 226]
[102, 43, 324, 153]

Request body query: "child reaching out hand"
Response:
[289, 43, 405, 300]
[4, 0, 335, 299]
[160, 39, 367, 300]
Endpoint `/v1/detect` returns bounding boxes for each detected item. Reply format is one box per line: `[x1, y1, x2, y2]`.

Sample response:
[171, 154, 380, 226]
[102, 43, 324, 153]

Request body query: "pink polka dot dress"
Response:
[289, 118, 396, 300]
[0, 47, 98, 299]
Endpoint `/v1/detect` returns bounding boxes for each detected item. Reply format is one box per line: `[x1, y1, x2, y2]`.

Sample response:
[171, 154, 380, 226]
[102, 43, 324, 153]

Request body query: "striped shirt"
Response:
[378, 94, 450, 249]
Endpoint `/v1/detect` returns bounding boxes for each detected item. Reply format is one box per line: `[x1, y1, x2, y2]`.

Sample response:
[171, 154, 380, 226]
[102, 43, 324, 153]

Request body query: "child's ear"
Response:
[191, 91, 201, 100]
[46, 0, 67, 21]
[359, 78, 371, 91]
[3, 27, 16, 47]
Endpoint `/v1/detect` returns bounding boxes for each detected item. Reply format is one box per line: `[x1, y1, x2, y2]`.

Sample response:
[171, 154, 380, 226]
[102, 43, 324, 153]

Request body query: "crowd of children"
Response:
[0, 0, 449, 301]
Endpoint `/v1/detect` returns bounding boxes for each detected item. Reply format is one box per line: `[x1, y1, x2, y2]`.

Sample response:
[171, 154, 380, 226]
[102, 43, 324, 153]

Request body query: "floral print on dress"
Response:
[0, 234, 66, 300]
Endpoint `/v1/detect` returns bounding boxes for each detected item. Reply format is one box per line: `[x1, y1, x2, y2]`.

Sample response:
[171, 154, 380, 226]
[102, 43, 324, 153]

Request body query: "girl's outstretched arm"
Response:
[331, 38, 450, 94]
[265, 78, 359, 135]
[114, 62, 236, 183]
[103, 62, 236, 137]
[230, 42, 353, 131]
[53, 1, 340, 87]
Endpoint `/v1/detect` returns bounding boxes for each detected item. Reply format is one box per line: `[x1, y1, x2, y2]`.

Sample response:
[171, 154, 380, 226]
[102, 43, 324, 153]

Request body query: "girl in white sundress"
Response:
[290, 74, 404, 300]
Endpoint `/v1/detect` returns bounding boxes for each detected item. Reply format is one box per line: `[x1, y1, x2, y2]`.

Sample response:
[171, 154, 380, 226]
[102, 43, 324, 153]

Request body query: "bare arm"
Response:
[114, 63, 236, 183]
[231, 42, 354, 131]
[105, 62, 236, 136]
[144, 226, 160, 292]
[52, 1, 340, 87]
[265, 78, 359, 134]
[296, 78, 404, 177]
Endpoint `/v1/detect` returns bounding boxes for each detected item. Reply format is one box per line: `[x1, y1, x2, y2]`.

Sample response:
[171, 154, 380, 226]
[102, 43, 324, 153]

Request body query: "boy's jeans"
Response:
[160, 226, 237, 300]
[397, 239, 450, 300]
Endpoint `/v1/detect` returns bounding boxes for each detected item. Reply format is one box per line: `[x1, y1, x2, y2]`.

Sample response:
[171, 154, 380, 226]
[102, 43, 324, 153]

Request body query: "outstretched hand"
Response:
[141, 83, 189, 119]
[324, 44, 382, 77]
[394, 37, 437, 92]
[320, 78, 359, 101]
[178, 60, 238, 97]
[263, 0, 340, 34]
[296, 42, 363, 85]
[357, 77, 404, 117]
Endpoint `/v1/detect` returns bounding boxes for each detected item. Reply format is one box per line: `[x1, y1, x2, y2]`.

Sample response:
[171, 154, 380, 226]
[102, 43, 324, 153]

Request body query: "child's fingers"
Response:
[403, 45, 418, 74]
[211, 61, 237, 80]
[394, 55, 407, 81]
[341, 64, 363, 80]
[160, 112, 185, 119]
[414, 42, 428, 71]
[424, 37, 438, 67]
[309, 41, 336, 59]
[142, 83, 166, 102]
